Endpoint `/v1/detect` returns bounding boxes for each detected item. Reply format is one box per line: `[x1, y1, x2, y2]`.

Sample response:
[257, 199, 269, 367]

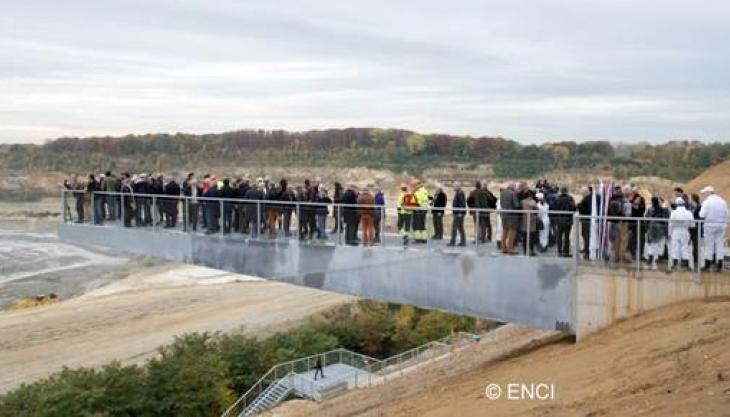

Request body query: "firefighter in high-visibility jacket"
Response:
[411, 179, 430, 243]
[397, 183, 412, 236]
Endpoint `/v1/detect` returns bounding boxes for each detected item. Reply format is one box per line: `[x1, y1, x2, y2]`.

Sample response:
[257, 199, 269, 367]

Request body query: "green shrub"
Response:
[144, 334, 234, 417]
[0, 301, 486, 416]
[214, 334, 268, 394]
[0, 364, 146, 417]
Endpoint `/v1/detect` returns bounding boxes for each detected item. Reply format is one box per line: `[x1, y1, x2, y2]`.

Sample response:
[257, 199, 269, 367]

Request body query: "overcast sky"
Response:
[2, 0, 729, 144]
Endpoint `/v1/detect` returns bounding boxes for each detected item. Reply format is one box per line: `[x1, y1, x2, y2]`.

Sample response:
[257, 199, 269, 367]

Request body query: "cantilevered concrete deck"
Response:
[59, 223, 576, 333]
[59, 222, 730, 339]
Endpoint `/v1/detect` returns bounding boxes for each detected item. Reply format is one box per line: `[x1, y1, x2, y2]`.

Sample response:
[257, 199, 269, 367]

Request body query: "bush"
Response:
[0, 301, 487, 417]
[0, 364, 146, 417]
[144, 334, 234, 417]
[214, 334, 268, 394]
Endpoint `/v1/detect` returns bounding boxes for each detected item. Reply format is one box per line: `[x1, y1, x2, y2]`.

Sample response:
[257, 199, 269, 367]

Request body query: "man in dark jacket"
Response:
[133, 174, 152, 226]
[500, 183, 520, 254]
[235, 178, 251, 233]
[576, 187, 593, 259]
[431, 186, 447, 240]
[120, 173, 135, 227]
[332, 182, 344, 234]
[374, 186, 385, 243]
[447, 182, 467, 246]
[342, 185, 359, 245]
[163, 177, 181, 228]
[277, 179, 295, 237]
[244, 181, 265, 237]
[204, 180, 221, 234]
[469, 181, 497, 244]
[88, 174, 103, 225]
[628, 191, 646, 260]
[151, 175, 165, 226]
[220, 178, 236, 233]
[551, 186, 576, 257]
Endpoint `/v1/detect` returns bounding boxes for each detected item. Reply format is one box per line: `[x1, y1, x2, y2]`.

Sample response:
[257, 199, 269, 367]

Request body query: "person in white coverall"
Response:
[669, 197, 694, 272]
[536, 192, 551, 251]
[699, 186, 729, 272]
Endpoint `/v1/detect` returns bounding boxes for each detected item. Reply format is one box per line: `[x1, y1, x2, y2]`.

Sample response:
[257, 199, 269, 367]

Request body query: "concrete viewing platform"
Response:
[59, 222, 730, 340]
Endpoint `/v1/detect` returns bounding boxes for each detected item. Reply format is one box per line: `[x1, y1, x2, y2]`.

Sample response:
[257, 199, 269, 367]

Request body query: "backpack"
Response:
[403, 193, 419, 208]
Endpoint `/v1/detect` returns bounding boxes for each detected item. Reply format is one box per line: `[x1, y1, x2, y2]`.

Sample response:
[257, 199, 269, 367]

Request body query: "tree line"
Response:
[1, 128, 727, 180]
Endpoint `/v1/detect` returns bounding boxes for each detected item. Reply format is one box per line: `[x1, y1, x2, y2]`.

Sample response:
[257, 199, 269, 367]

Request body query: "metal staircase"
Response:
[240, 376, 292, 417]
[221, 333, 480, 417]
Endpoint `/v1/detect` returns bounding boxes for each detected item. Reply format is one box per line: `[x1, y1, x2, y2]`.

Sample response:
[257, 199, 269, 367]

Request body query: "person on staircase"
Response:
[314, 357, 325, 381]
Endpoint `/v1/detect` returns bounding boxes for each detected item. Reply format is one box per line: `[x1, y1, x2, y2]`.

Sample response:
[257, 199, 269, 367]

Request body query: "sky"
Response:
[1, 0, 729, 144]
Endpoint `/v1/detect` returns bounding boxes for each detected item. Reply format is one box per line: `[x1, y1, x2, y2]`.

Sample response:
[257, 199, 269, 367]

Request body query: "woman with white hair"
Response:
[536, 192, 551, 251]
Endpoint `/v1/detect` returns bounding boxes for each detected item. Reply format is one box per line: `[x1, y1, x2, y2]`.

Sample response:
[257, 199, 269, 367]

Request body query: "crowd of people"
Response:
[62, 171, 729, 272]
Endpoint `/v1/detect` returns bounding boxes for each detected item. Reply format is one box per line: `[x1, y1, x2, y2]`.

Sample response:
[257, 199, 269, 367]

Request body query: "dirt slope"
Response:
[0, 265, 353, 393]
[280, 300, 730, 417]
[686, 159, 730, 202]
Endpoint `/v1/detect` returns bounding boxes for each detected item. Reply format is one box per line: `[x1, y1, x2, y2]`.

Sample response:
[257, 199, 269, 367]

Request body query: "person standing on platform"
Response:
[431, 185, 446, 240]
[699, 186, 729, 272]
[447, 182, 467, 247]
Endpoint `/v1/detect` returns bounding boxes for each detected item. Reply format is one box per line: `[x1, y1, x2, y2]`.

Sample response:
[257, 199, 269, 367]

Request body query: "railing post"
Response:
[526, 210, 531, 255]
[256, 201, 261, 239]
[220, 199, 224, 236]
[296, 202, 301, 240]
[634, 218, 641, 278]
[152, 196, 157, 232]
[379, 206, 385, 247]
[426, 207, 432, 249]
[475, 209, 479, 248]
[337, 205, 342, 245]
[184, 197, 189, 232]
[573, 214, 579, 268]
[697, 220, 704, 282]
[120, 193, 125, 226]
[666, 218, 671, 272]
[90, 192, 95, 224]
[61, 190, 67, 223]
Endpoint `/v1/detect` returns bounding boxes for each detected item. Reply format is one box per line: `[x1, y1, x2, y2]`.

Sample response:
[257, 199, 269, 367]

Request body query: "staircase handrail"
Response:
[221, 348, 381, 417]
[222, 332, 480, 417]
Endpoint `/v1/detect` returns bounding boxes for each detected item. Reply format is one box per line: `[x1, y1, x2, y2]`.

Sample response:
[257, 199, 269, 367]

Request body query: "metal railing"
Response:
[60, 189, 729, 282]
[220, 332, 480, 417]
[574, 213, 730, 282]
[59, 189, 578, 256]
[220, 348, 381, 417]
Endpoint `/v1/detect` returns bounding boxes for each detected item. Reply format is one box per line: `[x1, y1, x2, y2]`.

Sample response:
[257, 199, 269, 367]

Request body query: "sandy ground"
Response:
[275, 299, 730, 417]
[0, 264, 353, 393]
